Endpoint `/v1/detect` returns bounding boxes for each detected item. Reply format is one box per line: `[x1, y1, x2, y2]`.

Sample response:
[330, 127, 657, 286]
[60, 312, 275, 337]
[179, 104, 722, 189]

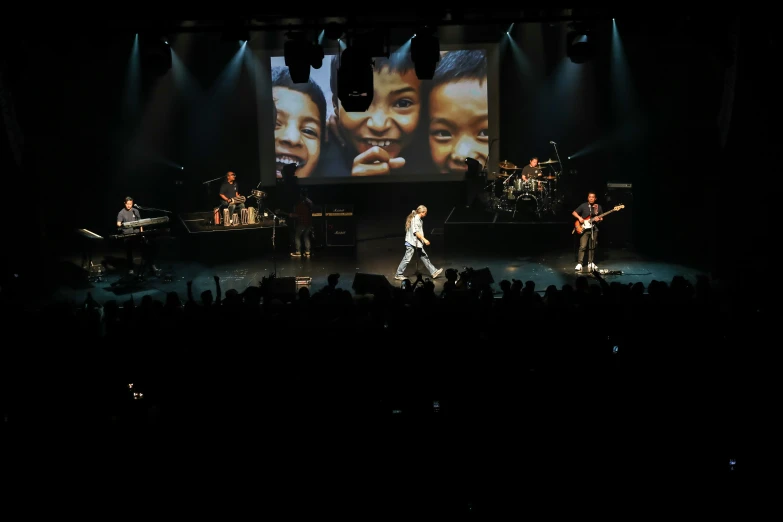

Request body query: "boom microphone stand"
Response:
[265, 208, 279, 278]
[549, 141, 564, 178]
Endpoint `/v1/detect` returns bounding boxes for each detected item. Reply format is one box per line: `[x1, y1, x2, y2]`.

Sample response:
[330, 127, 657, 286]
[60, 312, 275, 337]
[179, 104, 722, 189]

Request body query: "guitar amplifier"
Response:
[605, 183, 633, 245]
[325, 204, 355, 247]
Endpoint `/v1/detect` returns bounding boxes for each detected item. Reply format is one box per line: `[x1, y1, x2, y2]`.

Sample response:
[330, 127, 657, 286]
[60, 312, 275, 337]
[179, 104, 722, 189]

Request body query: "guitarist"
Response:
[572, 192, 603, 272]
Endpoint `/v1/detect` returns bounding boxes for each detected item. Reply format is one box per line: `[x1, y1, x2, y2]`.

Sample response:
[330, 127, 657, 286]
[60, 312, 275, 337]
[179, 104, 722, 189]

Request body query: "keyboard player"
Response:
[116, 196, 158, 275]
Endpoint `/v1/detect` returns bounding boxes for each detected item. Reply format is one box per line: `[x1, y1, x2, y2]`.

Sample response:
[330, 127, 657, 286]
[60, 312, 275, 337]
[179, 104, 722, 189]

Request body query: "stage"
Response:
[39, 209, 709, 307]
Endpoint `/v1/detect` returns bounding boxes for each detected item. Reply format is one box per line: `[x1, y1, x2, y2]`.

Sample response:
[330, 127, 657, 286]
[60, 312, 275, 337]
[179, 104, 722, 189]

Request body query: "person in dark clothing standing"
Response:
[289, 190, 314, 257]
[572, 191, 603, 272]
[116, 196, 157, 275]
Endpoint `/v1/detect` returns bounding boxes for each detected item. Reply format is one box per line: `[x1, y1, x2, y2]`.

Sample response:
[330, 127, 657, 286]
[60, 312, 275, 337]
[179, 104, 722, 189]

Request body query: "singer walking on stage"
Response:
[395, 205, 443, 281]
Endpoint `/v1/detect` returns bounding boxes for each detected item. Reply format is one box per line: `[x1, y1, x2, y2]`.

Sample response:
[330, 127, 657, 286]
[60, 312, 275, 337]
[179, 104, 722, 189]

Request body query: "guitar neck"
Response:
[593, 209, 617, 219]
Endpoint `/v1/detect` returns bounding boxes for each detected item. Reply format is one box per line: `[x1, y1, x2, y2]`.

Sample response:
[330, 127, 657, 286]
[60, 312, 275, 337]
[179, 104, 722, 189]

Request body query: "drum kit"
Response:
[485, 159, 563, 219]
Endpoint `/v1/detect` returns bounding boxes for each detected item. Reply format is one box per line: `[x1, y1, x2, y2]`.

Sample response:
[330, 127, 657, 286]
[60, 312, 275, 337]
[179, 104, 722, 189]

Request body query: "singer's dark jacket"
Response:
[117, 208, 141, 234]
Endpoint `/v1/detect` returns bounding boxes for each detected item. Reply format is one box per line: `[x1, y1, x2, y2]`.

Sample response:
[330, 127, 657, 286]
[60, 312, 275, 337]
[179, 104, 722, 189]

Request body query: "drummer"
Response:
[520, 157, 542, 182]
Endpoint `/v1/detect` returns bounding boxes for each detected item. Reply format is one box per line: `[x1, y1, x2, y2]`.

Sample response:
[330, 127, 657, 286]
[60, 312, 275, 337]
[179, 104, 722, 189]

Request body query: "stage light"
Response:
[284, 32, 324, 83]
[337, 46, 374, 112]
[281, 162, 298, 180]
[222, 19, 249, 42]
[410, 28, 440, 80]
[139, 33, 171, 76]
[567, 22, 595, 64]
[465, 158, 482, 178]
[324, 22, 344, 40]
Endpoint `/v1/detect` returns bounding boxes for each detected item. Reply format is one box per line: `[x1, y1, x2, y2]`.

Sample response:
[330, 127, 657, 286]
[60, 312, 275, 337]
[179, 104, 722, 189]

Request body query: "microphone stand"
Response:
[589, 205, 597, 271]
[136, 205, 172, 214]
[550, 142, 565, 178]
[265, 208, 279, 278]
[202, 176, 223, 205]
[484, 138, 499, 177]
[549, 141, 565, 214]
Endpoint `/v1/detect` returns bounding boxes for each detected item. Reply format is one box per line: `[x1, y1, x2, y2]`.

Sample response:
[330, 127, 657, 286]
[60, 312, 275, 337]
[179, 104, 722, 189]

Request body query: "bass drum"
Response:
[514, 194, 539, 219]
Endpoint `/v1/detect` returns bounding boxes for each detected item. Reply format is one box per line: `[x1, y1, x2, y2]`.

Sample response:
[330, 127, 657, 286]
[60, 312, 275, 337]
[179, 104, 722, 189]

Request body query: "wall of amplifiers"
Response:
[312, 204, 355, 248]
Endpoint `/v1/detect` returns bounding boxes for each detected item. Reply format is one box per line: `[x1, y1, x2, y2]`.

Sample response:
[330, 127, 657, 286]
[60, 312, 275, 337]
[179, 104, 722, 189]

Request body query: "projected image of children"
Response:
[268, 48, 488, 179]
[272, 66, 327, 179]
[322, 50, 427, 177]
[428, 50, 489, 176]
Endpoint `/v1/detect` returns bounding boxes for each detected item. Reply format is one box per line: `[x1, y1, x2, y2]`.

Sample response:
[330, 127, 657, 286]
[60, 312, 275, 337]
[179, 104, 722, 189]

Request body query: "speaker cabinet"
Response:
[604, 183, 634, 246]
[325, 204, 355, 247]
[352, 273, 392, 295]
[467, 267, 494, 289]
[266, 276, 297, 303]
[311, 204, 325, 249]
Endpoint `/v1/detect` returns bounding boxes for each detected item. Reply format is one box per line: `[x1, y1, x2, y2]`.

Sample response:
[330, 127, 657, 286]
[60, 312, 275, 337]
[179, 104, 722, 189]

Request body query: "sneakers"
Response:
[589, 263, 598, 271]
[290, 252, 301, 257]
[575, 263, 582, 271]
[394, 275, 406, 281]
[431, 268, 444, 279]
[304, 252, 311, 257]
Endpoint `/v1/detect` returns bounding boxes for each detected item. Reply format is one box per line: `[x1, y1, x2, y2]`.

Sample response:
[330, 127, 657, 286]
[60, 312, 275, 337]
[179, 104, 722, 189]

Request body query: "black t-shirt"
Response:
[117, 208, 141, 234]
[521, 164, 542, 179]
[220, 181, 239, 200]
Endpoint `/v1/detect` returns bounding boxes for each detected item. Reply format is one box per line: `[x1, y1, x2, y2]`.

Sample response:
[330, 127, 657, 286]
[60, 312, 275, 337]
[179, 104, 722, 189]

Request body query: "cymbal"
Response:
[545, 175, 557, 180]
[498, 160, 517, 169]
[539, 159, 559, 165]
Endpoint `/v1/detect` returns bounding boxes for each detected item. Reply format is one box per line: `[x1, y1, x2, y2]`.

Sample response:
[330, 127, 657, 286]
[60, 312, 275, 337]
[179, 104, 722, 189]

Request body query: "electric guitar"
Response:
[573, 205, 625, 235]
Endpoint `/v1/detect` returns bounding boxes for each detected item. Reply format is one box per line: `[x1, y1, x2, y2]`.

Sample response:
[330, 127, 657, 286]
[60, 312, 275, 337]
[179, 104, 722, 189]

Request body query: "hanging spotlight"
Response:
[284, 32, 324, 83]
[337, 45, 374, 112]
[410, 27, 440, 80]
[567, 22, 595, 64]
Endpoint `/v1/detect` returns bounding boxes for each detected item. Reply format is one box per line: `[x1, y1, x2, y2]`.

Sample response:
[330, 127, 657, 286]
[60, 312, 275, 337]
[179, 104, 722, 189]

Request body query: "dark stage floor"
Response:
[42, 207, 709, 307]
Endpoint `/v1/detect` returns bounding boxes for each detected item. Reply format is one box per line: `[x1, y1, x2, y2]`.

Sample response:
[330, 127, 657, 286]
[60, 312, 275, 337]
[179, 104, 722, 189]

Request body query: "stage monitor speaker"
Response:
[266, 276, 297, 303]
[467, 267, 494, 289]
[311, 204, 325, 248]
[326, 204, 355, 247]
[604, 183, 634, 246]
[352, 273, 392, 295]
